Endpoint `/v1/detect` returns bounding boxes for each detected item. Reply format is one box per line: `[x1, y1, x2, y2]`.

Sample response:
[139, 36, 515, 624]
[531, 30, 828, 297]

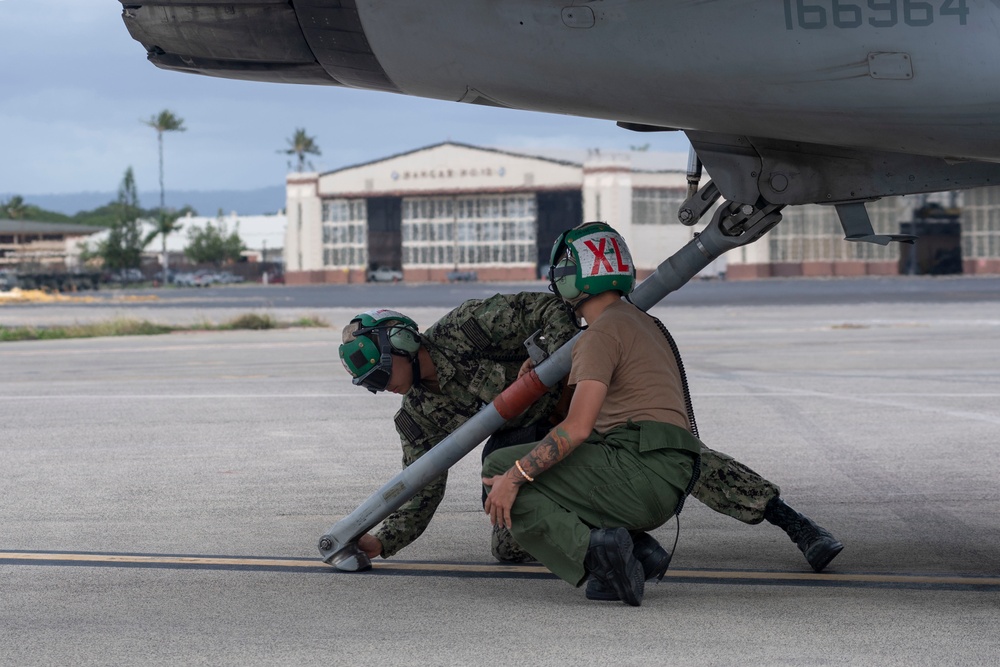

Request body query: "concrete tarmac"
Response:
[1, 282, 999, 666]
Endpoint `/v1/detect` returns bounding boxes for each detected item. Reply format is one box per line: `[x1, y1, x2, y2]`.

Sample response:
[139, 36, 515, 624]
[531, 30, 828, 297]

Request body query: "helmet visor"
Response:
[352, 362, 392, 393]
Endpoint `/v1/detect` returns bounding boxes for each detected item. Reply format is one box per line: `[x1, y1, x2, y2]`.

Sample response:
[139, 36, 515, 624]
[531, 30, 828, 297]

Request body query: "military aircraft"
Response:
[121, 0, 1000, 242]
[119, 0, 1000, 568]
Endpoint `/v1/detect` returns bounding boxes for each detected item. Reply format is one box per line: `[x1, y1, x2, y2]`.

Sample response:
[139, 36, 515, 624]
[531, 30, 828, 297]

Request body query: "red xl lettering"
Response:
[584, 237, 632, 275]
[583, 238, 612, 275]
[610, 237, 631, 272]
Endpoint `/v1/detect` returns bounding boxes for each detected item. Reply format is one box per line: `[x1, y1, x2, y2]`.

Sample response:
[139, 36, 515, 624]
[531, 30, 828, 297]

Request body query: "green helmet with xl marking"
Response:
[548, 221, 635, 306]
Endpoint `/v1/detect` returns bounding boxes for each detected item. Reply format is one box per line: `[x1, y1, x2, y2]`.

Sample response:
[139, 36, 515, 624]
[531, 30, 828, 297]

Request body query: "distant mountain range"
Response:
[3, 186, 286, 217]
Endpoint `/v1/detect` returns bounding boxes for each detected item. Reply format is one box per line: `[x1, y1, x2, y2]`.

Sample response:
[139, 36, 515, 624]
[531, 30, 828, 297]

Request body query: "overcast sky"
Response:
[1, 0, 691, 198]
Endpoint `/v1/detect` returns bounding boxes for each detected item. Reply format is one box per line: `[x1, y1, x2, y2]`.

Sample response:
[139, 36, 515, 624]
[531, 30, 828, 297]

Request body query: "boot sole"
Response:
[807, 540, 844, 573]
[584, 585, 620, 602]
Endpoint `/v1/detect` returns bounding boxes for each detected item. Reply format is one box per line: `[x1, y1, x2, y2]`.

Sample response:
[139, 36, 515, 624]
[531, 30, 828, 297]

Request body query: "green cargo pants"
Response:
[482, 421, 700, 585]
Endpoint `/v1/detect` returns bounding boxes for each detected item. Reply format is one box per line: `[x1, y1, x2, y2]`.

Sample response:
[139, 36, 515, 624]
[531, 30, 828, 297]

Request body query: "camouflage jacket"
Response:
[375, 292, 578, 557]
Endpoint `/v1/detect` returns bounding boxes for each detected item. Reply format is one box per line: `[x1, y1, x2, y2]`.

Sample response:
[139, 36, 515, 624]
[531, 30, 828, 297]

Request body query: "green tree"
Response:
[2, 195, 28, 219]
[2, 195, 163, 227]
[184, 210, 245, 267]
[2, 196, 74, 223]
[143, 204, 196, 274]
[95, 168, 146, 276]
[72, 202, 141, 228]
[142, 110, 186, 282]
[282, 128, 321, 172]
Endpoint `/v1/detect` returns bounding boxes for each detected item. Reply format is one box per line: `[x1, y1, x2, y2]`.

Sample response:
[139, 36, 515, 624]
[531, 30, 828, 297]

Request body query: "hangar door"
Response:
[536, 190, 583, 278]
[367, 197, 402, 271]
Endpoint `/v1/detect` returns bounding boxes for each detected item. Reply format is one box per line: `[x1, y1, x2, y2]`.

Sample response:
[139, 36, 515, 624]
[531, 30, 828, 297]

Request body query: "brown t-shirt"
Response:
[568, 299, 690, 434]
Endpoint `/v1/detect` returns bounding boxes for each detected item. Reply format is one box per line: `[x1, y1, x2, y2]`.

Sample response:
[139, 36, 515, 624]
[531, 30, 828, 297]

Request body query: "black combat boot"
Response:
[764, 497, 844, 573]
[584, 528, 645, 607]
[585, 532, 671, 601]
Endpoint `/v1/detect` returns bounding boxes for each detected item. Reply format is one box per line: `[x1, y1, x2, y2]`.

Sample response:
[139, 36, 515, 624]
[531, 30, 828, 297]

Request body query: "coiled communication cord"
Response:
[629, 301, 704, 576]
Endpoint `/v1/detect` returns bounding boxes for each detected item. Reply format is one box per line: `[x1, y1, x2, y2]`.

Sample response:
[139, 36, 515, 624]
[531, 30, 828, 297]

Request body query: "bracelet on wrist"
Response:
[514, 459, 535, 483]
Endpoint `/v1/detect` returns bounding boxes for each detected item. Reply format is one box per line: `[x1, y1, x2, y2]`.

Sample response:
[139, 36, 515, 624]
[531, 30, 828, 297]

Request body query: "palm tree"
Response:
[2, 195, 27, 219]
[282, 128, 321, 172]
[142, 110, 186, 283]
[143, 205, 194, 281]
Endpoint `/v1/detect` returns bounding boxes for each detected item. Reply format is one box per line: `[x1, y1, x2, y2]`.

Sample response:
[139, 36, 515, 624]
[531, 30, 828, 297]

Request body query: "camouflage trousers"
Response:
[492, 524, 535, 563]
[691, 446, 780, 525]
[489, 445, 779, 562]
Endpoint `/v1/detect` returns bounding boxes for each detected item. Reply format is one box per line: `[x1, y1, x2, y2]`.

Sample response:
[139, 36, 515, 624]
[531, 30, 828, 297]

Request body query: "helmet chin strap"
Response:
[410, 351, 422, 388]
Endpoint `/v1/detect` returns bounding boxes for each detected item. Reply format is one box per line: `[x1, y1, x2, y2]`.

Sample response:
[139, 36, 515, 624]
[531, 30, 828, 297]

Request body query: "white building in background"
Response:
[167, 212, 286, 264]
[0, 220, 103, 271]
[285, 141, 1000, 284]
[76, 211, 287, 267]
[285, 142, 695, 284]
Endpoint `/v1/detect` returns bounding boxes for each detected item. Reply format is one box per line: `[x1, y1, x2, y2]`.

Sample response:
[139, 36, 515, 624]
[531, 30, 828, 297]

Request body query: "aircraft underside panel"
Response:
[121, 1, 1000, 162]
[686, 132, 1000, 207]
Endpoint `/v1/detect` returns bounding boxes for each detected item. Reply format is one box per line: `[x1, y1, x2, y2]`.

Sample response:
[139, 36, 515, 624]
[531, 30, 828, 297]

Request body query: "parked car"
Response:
[366, 266, 403, 282]
[447, 270, 478, 282]
[105, 268, 145, 284]
[153, 269, 178, 284]
[174, 270, 217, 287]
[192, 270, 218, 287]
[173, 272, 195, 287]
[215, 271, 245, 284]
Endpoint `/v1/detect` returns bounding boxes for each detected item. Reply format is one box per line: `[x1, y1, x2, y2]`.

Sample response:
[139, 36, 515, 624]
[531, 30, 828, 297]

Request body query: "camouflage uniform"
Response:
[374, 292, 578, 557]
[372, 291, 781, 558]
[690, 447, 778, 524]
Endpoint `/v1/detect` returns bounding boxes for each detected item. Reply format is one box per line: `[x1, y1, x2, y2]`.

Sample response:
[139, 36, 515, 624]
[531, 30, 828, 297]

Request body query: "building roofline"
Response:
[317, 141, 583, 178]
[0, 219, 106, 235]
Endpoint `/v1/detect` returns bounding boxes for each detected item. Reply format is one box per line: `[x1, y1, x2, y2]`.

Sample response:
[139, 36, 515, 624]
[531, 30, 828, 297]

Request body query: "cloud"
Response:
[0, 1, 692, 196]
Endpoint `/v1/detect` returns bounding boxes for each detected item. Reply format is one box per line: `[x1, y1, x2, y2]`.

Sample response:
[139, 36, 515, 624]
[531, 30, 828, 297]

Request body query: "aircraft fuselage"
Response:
[123, 1, 1000, 162]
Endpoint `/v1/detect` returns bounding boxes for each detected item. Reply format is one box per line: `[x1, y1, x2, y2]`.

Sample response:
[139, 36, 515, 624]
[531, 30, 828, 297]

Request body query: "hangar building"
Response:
[285, 142, 1000, 283]
[285, 142, 695, 284]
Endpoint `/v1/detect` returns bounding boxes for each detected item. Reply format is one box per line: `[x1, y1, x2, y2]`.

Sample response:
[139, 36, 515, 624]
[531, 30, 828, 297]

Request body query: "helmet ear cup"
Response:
[553, 257, 581, 300]
[388, 326, 421, 354]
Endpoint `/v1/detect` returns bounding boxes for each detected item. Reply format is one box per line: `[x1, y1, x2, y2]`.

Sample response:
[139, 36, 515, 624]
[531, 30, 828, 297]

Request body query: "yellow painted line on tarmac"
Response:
[0, 551, 547, 574]
[662, 569, 1000, 587]
[1, 552, 313, 568]
[2, 551, 998, 588]
[384, 561, 1000, 587]
[375, 561, 551, 575]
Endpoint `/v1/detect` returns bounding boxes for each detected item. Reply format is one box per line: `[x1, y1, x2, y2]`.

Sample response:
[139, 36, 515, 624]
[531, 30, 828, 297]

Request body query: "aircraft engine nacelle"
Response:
[120, 0, 397, 90]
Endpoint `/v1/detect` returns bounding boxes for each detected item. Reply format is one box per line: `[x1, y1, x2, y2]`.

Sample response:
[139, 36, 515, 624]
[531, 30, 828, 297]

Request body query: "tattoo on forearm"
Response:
[507, 467, 527, 487]
[520, 427, 578, 480]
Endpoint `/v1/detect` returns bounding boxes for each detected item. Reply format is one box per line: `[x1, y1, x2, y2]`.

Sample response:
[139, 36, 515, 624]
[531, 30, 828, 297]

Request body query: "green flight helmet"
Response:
[548, 221, 636, 305]
[339, 309, 421, 392]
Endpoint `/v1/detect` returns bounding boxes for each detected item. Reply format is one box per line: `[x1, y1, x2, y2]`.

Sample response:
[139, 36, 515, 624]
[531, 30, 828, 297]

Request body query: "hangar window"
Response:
[632, 188, 686, 225]
[402, 194, 536, 267]
[768, 198, 903, 263]
[321, 198, 367, 268]
[961, 186, 1000, 260]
